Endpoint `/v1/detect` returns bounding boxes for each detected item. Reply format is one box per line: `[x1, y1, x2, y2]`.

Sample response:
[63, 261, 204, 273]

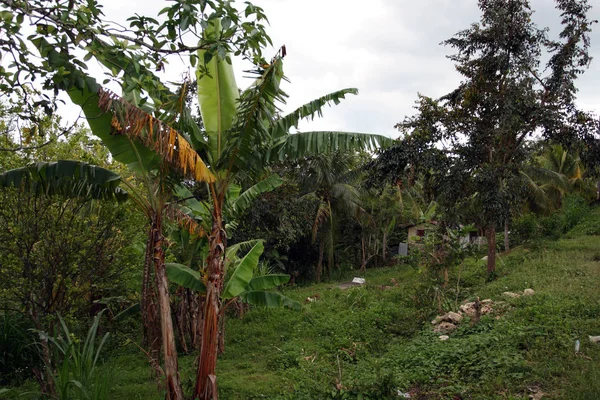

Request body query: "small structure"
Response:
[407, 223, 436, 243]
[398, 242, 408, 256]
[459, 228, 486, 246]
[406, 223, 486, 253]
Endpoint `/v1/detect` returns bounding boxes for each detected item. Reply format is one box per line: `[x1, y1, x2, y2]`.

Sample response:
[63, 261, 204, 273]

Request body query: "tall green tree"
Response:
[388, 0, 596, 276]
[295, 152, 364, 281]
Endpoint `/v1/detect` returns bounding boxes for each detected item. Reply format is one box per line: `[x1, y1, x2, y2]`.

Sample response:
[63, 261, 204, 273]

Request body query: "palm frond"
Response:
[331, 183, 362, 217]
[90, 39, 210, 154]
[270, 89, 359, 138]
[164, 203, 207, 237]
[223, 56, 287, 174]
[519, 169, 551, 210]
[311, 201, 331, 242]
[225, 239, 263, 265]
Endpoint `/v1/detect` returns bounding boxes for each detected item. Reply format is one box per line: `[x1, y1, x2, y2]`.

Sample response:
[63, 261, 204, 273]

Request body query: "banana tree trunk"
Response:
[486, 226, 496, 276]
[195, 201, 226, 400]
[174, 287, 190, 354]
[141, 229, 162, 372]
[193, 294, 205, 349]
[151, 214, 184, 400]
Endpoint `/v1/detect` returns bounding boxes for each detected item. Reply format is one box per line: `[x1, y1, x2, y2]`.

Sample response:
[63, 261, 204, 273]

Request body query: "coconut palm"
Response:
[521, 144, 595, 213]
[294, 152, 365, 282]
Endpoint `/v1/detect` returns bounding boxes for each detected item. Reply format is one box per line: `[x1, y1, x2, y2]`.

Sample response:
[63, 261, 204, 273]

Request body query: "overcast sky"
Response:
[95, 0, 600, 139]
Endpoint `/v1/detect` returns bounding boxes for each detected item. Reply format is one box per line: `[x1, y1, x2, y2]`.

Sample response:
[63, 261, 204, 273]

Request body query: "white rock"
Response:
[432, 311, 463, 325]
[503, 291, 521, 298]
[352, 277, 366, 284]
[481, 299, 493, 305]
[439, 335, 449, 341]
[523, 288, 535, 296]
[460, 301, 492, 317]
[589, 335, 600, 344]
[433, 322, 457, 334]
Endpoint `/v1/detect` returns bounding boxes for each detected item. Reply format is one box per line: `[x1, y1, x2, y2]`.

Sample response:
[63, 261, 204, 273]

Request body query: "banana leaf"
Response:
[222, 241, 264, 299]
[0, 160, 128, 202]
[166, 263, 206, 293]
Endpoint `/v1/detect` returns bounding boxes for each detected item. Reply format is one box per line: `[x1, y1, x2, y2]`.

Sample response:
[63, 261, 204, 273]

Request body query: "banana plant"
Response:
[34, 17, 393, 399]
[166, 240, 301, 312]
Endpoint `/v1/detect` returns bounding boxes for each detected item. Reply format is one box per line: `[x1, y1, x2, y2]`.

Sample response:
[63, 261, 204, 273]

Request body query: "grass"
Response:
[5, 207, 600, 399]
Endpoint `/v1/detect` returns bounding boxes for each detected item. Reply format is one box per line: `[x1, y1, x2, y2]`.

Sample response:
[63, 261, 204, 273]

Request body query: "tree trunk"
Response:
[193, 294, 205, 350]
[360, 237, 366, 272]
[151, 215, 184, 400]
[486, 225, 496, 276]
[29, 309, 55, 397]
[316, 241, 324, 283]
[217, 314, 225, 355]
[504, 219, 510, 253]
[174, 287, 189, 354]
[382, 230, 387, 264]
[195, 206, 226, 400]
[141, 229, 162, 372]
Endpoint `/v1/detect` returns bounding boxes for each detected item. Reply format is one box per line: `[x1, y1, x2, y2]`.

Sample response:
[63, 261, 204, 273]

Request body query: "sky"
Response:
[92, 0, 600, 139]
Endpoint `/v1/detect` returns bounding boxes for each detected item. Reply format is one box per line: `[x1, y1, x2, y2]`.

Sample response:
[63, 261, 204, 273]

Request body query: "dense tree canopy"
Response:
[368, 0, 598, 275]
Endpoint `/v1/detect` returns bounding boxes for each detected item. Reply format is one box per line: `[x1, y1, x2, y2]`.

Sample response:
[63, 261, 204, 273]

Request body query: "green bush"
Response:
[0, 313, 40, 386]
[560, 194, 590, 231]
[512, 195, 592, 246]
[511, 213, 540, 245]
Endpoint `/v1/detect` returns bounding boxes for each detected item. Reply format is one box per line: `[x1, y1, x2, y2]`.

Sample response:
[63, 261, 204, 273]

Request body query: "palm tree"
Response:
[521, 144, 594, 213]
[295, 152, 364, 282]
[35, 21, 393, 399]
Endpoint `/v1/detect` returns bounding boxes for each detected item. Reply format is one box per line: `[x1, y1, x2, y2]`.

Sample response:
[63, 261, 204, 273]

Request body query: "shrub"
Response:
[0, 312, 40, 386]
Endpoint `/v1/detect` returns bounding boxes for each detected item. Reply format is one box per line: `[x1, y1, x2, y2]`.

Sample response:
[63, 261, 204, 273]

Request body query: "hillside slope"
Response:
[105, 207, 600, 399]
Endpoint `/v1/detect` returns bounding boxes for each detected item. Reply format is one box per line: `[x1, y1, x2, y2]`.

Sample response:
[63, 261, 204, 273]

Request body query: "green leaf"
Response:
[271, 131, 394, 162]
[113, 303, 140, 322]
[222, 241, 264, 299]
[270, 89, 358, 138]
[240, 291, 302, 311]
[225, 239, 262, 266]
[230, 174, 283, 215]
[166, 263, 206, 293]
[196, 19, 240, 165]
[246, 274, 290, 291]
[0, 161, 128, 202]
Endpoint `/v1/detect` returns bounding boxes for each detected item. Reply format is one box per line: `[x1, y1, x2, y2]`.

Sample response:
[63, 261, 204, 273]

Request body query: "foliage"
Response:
[0, 0, 273, 123]
[167, 240, 301, 311]
[368, 0, 598, 275]
[0, 313, 39, 386]
[5, 206, 592, 399]
[233, 181, 319, 281]
[511, 193, 591, 244]
[0, 161, 128, 202]
[43, 311, 112, 400]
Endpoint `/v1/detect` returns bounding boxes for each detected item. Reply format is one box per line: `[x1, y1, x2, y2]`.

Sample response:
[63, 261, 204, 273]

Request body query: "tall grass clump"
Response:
[45, 311, 112, 400]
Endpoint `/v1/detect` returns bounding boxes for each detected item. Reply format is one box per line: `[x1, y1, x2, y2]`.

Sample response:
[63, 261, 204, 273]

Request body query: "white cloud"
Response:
[67, 0, 600, 138]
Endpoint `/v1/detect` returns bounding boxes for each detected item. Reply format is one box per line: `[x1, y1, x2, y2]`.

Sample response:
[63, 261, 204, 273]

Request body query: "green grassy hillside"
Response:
[11, 208, 600, 400]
